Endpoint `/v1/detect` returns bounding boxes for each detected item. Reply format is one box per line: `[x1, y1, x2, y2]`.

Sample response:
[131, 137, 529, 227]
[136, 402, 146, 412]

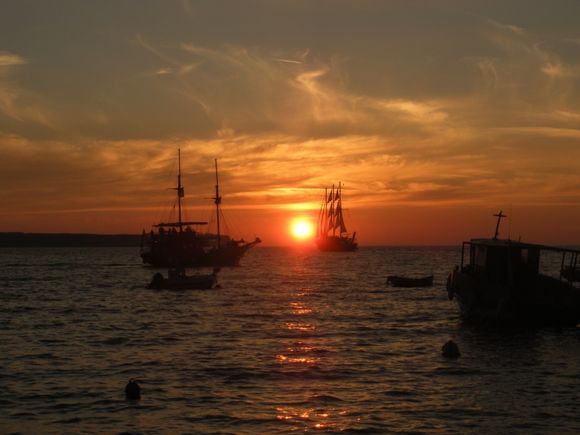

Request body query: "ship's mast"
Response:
[214, 159, 222, 248]
[329, 184, 335, 236]
[176, 149, 184, 232]
[318, 188, 326, 237]
[333, 185, 338, 236]
[336, 182, 343, 235]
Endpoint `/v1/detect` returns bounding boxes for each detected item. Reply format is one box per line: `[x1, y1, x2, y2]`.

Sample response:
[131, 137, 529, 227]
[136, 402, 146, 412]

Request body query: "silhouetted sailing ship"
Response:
[140, 151, 260, 267]
[316, 182, 357, 252]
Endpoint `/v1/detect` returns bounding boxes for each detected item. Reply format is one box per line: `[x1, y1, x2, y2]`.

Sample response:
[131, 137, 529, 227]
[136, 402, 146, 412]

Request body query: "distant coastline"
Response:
[0, 232, 141, 247]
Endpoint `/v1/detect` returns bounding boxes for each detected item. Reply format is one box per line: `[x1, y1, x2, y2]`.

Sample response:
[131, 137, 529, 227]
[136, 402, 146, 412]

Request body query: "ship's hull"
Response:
[316, 236, 358, 252]
[192, 244, 254, 267]
[142, 248, 243, 267]
[141, 236, 260, 267]
[148, 271, 217, 290]
[447, 268, 580, 326]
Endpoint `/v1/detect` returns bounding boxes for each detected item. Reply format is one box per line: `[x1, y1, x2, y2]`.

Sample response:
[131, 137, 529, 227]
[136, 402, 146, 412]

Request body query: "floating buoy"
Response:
[125, 379, 141, 400]
[441, 340, 460, 359]
[149, 272, 164, 290]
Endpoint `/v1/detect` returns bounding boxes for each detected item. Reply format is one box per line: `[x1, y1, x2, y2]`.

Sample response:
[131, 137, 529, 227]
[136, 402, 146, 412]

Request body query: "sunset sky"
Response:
[1, 1, 579, 246]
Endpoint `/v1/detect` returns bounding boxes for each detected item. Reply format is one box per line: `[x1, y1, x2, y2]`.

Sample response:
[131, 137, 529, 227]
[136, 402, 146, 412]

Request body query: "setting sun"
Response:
[290, 218, 314, 241]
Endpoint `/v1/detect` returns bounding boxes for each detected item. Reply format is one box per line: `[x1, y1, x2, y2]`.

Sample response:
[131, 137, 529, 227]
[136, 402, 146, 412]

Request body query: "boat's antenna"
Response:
[214, 158, 222, 248]
[493, 210, 507, 240]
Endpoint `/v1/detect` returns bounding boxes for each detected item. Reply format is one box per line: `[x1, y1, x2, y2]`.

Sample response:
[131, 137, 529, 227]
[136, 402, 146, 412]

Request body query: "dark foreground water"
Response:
[1, 247, 579, 434]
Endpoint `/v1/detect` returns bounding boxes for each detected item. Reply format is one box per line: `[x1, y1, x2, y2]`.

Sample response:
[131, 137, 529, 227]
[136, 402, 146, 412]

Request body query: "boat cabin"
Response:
[460, 238, 580, 287]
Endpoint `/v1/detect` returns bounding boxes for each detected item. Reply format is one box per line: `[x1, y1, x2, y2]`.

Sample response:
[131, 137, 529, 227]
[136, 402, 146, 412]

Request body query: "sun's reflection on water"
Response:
[275, 406, 360, 431]
[290, 301, 312, 315]
[276, 355, 320, 365]
[270, 275, 362, 431]
[276, 342, 323, 365]
[285, 321, 316, 331]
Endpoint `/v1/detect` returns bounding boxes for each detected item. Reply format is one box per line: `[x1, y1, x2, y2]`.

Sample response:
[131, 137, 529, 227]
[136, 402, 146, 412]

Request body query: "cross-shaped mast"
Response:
[493, 210, 507, 240]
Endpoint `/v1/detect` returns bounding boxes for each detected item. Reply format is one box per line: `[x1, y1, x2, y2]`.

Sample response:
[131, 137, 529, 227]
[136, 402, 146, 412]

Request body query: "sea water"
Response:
[1, 247, 579, 434]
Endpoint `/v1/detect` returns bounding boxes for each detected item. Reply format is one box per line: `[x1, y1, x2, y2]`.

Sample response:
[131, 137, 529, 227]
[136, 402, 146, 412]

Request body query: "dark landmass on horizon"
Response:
[0, 232, 141, 247]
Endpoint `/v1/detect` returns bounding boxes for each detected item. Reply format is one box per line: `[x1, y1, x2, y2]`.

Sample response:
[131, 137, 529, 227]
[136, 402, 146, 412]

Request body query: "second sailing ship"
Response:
[316, 182, 357, 251]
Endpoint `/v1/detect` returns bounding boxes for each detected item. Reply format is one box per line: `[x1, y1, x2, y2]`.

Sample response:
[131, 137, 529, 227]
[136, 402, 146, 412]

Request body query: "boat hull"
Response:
[316, 236, 358, 252]
[447, 268, 580, 326]
[148, 271, 217, 290]
[387, 275, 433, 287]
[141, 237, 260, 267]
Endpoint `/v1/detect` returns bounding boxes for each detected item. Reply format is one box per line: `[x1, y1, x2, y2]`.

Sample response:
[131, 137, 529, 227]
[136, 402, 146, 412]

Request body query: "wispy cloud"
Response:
[276, 58, 303, 65]
[0, 52, 26, 67]
[0, 51, 57, 128]
[541, 62, 580, 78]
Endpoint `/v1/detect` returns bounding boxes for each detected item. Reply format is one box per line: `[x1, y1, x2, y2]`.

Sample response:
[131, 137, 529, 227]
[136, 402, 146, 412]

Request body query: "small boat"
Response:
[446, 211, 580, 326]
[316, 182, 357, 252]
[386, 274, 434, 287]
[148, 268, 219, 290]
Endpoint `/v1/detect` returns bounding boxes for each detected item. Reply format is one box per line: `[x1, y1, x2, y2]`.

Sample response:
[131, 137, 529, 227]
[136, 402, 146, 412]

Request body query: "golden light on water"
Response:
[275, 406, 359, 431]
[290, 301, 313, 315]
[285, 321, 316, 331]
[272, 262, 364, 432]
[275, 354, 320, 365]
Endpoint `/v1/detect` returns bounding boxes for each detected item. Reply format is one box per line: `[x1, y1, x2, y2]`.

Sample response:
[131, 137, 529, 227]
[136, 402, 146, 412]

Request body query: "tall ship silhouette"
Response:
[316, 182, 357, 252]
[140, 150, 261, 267]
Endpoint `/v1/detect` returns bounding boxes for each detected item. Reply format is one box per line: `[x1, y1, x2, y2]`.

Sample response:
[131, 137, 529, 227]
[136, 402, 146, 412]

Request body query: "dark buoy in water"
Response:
[125, 379, 141, 400]
[441, 340, 460, 359]
[149, 272, 164, 290]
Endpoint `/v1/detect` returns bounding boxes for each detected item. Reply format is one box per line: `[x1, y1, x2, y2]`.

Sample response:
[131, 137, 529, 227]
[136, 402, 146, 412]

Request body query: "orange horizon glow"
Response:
[2, 204, 580, 247]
